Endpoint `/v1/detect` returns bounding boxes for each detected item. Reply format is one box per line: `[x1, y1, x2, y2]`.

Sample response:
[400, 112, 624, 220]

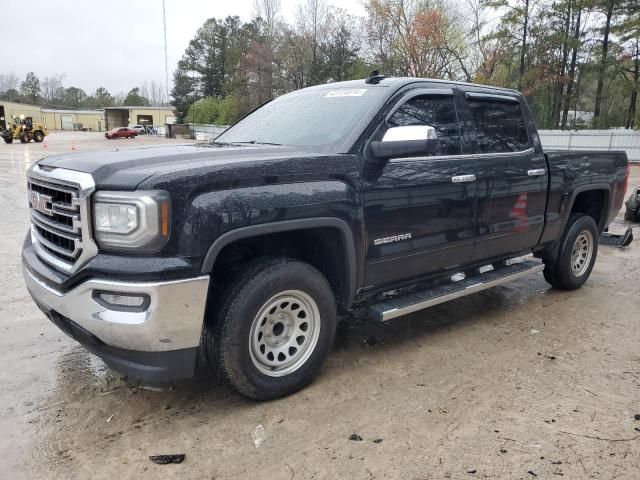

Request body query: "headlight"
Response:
[93, 191, 170, 251]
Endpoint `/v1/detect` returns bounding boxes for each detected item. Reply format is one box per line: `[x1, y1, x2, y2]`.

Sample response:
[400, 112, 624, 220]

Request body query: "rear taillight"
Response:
[614, 163, 631, 211]
[623, 163, 630, 196]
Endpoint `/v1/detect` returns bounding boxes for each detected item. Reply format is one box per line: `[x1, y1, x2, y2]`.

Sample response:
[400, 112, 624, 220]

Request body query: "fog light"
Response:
[94, 291, 150, 311]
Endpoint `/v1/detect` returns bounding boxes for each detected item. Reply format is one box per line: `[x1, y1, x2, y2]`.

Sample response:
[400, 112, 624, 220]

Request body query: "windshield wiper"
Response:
[231, 140, 283, 146]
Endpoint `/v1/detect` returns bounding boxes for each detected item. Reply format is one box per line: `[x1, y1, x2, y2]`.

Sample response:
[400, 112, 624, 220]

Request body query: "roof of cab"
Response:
[307, 77, 519, 95]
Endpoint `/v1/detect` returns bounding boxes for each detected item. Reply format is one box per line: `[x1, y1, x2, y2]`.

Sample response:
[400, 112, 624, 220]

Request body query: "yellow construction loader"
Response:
[1, 115, 49, 144]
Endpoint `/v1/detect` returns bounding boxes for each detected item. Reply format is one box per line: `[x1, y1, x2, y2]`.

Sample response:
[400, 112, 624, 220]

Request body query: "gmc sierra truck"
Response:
[22, 75, 630, 400]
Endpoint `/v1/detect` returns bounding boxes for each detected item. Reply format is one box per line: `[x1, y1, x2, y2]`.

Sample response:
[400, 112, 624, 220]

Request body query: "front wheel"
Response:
[19, 134, 29, 143]
[204, 258, 337, 400]
[543, 214, 598, 290]
[3, 137, 13, 144]
[33, 131, 44, 142]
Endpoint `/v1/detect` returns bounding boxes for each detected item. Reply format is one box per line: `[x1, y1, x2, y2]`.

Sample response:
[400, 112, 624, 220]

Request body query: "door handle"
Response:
[527, 168, 546, 176]
[451, 174, 476, 183]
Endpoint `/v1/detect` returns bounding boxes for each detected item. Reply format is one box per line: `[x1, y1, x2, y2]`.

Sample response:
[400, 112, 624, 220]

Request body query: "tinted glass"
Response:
[467, 99, 529, 153]
[387, 95, 460, 156]
[216, 87, 387, 153]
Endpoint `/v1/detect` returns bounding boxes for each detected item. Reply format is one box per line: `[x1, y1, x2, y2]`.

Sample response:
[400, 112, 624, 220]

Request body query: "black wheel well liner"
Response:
[201, 218, 357, 307]
[565, 185, 610, 233]
[538, 185, 611, 262]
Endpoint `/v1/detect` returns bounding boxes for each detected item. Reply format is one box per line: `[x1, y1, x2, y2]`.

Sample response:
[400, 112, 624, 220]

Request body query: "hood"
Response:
[37, 143, 311, 189]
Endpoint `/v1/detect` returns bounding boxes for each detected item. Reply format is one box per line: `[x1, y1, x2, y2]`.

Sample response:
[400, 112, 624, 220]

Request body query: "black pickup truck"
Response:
[22, 75, 630, 400]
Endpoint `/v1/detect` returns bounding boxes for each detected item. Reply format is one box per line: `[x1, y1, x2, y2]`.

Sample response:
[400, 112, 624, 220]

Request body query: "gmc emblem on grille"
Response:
[29, 191, 53, 216]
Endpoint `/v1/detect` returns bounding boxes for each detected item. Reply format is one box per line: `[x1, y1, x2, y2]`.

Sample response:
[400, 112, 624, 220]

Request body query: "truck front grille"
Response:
[27, 166, 97, 273]
[28, 177, 82, 263]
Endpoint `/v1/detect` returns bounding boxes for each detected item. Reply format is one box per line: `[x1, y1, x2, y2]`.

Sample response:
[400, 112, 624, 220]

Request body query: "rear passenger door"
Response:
[463, 91, 548, 262]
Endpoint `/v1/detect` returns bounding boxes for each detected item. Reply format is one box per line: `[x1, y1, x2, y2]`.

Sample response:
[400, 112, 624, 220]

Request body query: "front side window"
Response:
[467, 99, 529, 153]
[386, 95, 460, 156]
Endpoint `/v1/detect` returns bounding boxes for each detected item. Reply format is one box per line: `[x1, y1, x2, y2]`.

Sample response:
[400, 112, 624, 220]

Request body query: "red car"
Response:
[105, 127, 138, 139]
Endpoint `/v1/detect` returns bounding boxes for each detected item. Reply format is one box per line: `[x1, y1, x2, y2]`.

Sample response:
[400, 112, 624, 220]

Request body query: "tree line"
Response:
[0, 72, 168, 109]
[172, 0, 640, 129]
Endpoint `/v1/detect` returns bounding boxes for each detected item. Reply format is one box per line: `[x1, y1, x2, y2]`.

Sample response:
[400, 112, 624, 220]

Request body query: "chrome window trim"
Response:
[28, 164, 98, 274]
[389, 147, 535, 163]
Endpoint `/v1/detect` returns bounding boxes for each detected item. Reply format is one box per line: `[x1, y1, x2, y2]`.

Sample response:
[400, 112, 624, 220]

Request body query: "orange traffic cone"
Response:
[71, 143, 76, 151]
[510, 192, 528, 232]
[43, 142, 48, 149]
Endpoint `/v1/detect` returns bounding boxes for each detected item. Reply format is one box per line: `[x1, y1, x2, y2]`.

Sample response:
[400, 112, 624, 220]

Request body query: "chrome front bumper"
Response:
[23, 267, 210, 352]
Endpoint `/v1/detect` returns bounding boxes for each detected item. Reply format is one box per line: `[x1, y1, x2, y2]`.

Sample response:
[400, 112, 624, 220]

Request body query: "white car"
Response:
[129, 125, 146, 135]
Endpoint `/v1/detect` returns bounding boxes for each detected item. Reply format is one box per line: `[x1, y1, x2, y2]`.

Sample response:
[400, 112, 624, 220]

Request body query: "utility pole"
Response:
[163, 0, 169, 106]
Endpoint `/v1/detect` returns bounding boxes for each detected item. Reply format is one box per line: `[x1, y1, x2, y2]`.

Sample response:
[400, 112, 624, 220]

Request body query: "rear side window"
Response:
[387, 95, 460, 156]
[466, 99, 529, 153]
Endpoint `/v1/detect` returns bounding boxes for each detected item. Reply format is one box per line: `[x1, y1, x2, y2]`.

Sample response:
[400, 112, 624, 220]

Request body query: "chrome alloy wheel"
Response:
[571, 230, 594, 277]
[249, 290, 321, 377]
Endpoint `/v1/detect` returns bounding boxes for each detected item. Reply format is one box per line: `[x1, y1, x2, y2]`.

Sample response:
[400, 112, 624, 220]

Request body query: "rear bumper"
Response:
[23, 265, 210, 381]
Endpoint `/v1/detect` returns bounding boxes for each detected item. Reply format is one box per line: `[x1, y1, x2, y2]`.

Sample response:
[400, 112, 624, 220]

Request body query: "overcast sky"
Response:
[2, 0, 366, 96]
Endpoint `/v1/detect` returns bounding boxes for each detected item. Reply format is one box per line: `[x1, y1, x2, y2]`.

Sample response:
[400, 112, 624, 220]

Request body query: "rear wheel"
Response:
[3, 137, 12, 144]
[204, 258, 337, 400]
[19, 134, 29, 143]
[543, 214, 598, 290]
[33, 131, 44, 143]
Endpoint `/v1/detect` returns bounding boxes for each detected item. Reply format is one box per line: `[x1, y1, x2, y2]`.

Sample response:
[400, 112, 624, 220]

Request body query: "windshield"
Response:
[215, 87, 386, 153]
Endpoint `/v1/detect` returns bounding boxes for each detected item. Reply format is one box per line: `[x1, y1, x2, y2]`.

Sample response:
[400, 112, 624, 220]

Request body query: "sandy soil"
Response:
[1, 132, 639, 479]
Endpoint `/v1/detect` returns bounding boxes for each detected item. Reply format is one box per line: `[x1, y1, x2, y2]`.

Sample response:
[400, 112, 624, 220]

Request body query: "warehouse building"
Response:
[104, 106, 176, 130]
[41, 108, 105, 131]
[0, 101, 43, 130]
[0, 101, 175, 132]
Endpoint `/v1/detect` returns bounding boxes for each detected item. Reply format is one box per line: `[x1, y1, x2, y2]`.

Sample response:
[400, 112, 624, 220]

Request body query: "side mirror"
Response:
[369, 125, 437, 161]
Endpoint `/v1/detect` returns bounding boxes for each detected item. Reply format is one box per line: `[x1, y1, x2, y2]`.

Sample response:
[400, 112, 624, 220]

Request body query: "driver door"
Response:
[362, 88, 481, 289]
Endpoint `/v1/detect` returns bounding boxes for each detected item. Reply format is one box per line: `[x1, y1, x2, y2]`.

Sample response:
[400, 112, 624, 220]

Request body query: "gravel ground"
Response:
[1, 132, 639, 479]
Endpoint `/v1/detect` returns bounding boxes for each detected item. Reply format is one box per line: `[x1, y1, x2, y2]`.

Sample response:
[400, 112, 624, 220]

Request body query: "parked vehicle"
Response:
[105, 127, 138, 139]
[23, 74, 630, 400]
[625, 186, 640, 222]
[129, 125, 146, 135]
[1, 115, 48, 144]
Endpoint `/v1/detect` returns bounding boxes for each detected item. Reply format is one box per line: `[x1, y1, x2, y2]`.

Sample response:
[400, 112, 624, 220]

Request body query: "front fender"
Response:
[201, 217, 358, 305]
[175, 181, 363, 300]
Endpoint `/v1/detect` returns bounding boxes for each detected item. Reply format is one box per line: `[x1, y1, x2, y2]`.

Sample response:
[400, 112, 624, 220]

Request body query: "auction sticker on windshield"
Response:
[325, 89, 367, 98]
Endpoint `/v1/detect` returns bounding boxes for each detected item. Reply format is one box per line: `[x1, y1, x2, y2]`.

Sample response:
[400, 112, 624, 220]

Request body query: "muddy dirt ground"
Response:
[1, 132, 639, 479]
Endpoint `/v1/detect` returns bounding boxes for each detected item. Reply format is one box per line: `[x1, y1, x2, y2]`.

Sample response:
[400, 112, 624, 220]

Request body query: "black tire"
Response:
[19, 134, 29, 143]
[3, 137, 12, 144]
[203, 257, 337, 400]
[33, 131, 44, 142]
[543, 214, 598, 290]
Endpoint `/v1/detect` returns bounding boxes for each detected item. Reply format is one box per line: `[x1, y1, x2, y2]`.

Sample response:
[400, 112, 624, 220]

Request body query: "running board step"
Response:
[369, 260, 544, 322]
[599, 227, 633, 247]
